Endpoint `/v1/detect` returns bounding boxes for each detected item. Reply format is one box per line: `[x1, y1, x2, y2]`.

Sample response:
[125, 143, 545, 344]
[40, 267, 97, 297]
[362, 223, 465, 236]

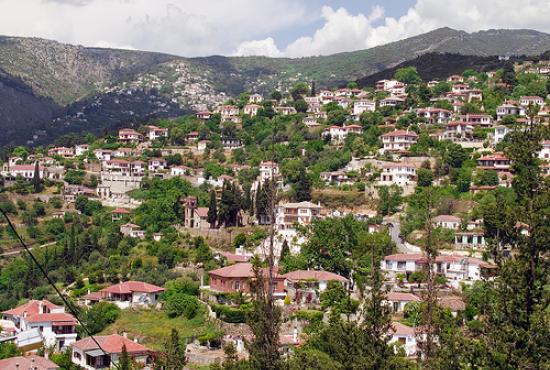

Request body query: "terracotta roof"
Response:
[438, 296, 466, 312]
[384, 253, 424, 262]
[101, 281, 165, 294]
[283, 270, 349, 283]
[9, 165, 45, 171]
[26, 313, 77, 325]
[386, 292, 421, 302]
[209, 263, 281, 279]
[433, 215, 461, 223]
[382, 130, 418, 137]
[0, 355, 59, 370]
[112, 208, 131, 214]
[82, 291, 103, 301]
[2, 300, 61, 316]
[196, 207, 209, 218]
[73, 334, 150, 354]
[219, 252, 252, 263]
[389, 322, 415, 336]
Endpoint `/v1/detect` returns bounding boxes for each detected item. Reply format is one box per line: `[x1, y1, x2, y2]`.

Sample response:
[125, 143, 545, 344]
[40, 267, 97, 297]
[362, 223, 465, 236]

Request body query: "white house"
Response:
[145, 125, 168, 141]
[519, 95, 545, 107]
[249, 93, 263, 103]
[75, 144, 90, 156]
[47, 147, 75, 158]
[381, 130, 418, 153]
[276, 201, 322, 231]
[494, 125, 510, 146]
[378, 163, 417, 187]
[388, 322, 417, 357]
[1, 164, 44, 180]
[71, 334, 152, 370]
[322, 125, 363, 144]
[118, 128, 143, 143]
[538, 140, 550, 161]
[2, 300, 77, 351]
[83, 281, 165, 309]
[283, 270, 349, 304]
[353, 99, 376, 117]
[432, 215, 461, 230]
[243, 104, 262, 116]
[93, 149, 112, 161]
[148, 158, 168, 172]
[416, 108, 452, 124]
[384, 292, 421, 313]
[259, 161, 280, 182]
[496, 101, 525, 121]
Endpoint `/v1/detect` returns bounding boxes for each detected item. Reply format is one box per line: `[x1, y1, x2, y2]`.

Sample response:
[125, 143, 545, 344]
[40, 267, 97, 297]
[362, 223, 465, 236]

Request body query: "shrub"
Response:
[165, 293, 200, 319]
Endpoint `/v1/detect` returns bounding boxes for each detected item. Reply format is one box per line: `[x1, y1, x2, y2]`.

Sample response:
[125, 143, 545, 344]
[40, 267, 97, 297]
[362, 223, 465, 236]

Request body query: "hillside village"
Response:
[0, 58, 548, 369]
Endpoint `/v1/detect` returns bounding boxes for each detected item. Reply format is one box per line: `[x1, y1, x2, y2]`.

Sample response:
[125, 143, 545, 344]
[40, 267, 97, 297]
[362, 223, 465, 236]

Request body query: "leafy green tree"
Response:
[394, 66, 422, 84]
[165, 293, 200, 318]
[475, 170, 499, 186]
[417, 168, 434, 187]
[293, 99, 308, 113]
[78, 302, 121, 335]
[377, 185, 403, 216]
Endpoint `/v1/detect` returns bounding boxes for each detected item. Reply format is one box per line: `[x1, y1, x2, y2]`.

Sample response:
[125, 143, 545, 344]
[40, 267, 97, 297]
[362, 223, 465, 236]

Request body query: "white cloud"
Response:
[2, 0, 550, 57]
[237, 0, 550, 57]
[234, 37, 283, 57]
[0, 0, 306, 56]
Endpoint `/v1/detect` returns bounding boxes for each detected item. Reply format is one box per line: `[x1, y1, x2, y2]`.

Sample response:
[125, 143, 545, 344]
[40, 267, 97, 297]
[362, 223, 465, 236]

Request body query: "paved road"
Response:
[0, 241, 56, 258]
[384, 219, 420, 254]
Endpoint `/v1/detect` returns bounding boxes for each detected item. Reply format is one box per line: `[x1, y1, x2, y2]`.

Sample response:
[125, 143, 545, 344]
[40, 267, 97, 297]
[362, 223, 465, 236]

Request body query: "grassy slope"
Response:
[101, 308, 219, 350]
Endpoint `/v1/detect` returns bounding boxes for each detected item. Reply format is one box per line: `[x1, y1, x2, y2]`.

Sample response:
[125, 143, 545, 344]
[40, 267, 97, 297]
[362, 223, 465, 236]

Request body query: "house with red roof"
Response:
[145, 125, 168, 141]
[71, 334, 152, 370]
[118, 128, 143, 143]
[388, 322, 417, 357]
[119, 223, 145, 239]
[283, 270, 350, 304]
[381, 130, 418, 153]
[181, 196, 211, 229]
[207, 263, 285, 298]
[0, 355, 59, 370]
[111, 208, 131, 222]
[1, 164, 45, 180]
[1, 300, 77, 351]
[432, 215, 461, 230]
[384, 292, 421, 313]
[83, 281, 165, 309]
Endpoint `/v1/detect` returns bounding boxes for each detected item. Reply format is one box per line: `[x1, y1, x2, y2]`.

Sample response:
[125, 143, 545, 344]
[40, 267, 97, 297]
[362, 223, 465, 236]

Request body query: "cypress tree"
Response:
[207, 190, 217, 228]
[32, 161, 42, 193]
[119, 344, 131, 370]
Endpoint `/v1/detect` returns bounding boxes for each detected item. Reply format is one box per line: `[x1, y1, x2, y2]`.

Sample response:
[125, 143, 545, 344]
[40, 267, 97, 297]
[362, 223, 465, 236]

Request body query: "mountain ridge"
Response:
[2, 27, 550, 146]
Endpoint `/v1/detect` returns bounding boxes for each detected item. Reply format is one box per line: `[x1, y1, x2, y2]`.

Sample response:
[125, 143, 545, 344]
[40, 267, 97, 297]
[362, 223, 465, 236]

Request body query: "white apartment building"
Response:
[353, 99, 376, 116]
[381, 130, 418, 153]
[378, 163, 417, 187]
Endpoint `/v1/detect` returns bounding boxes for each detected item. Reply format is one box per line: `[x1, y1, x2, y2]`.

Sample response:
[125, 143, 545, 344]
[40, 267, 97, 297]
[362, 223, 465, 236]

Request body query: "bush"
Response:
[212, 304, 250, 323]
[78, 302, 121, 335]
[165, 293, 200, 319]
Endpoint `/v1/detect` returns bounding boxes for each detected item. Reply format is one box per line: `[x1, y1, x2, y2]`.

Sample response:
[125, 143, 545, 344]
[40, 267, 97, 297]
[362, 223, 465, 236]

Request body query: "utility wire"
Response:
[0, 208, 121, 370]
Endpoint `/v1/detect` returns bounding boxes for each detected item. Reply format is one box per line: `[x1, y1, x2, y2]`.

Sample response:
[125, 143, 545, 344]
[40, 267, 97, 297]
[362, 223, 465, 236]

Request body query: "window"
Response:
[234, 281, 241, 290]
[397, 261, 406, 270]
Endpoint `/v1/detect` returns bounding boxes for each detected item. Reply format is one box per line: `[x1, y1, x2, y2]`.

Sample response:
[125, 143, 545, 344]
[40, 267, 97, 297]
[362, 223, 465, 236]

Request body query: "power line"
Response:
[0, 208, 121, 370]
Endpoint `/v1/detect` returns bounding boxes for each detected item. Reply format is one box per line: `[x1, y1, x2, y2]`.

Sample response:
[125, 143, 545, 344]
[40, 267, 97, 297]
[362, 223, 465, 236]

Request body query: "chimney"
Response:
[293, 326, 298, 344]
[122, 332, 127, 338]
[23, 311, 27, 318]
[38, 301, 44, 313]
[134, 337, 138, 343]
[15, 363, 19, 370]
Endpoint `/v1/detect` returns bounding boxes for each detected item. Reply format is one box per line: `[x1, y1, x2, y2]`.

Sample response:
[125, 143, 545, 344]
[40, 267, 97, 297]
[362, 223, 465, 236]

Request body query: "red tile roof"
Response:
[389, 322, 415, 336]
[101, 281, 165, 294]
[386, 292, 421, 302]
[384, 253, 424, 262]
[2, 300, 62, 316]
[0, 355, 59, 370]
[73, 334, 150, 354]
[283, 270, 349, 283]
[382, 130, 418, 137]
[26, 313, 77, 325]
[209, 263, 281, 279]
[111, 208, 131, 214]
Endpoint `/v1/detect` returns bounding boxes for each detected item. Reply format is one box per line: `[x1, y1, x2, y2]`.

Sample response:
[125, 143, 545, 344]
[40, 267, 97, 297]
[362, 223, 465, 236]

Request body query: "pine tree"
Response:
[119, 344, 131, 370]
[207, 190, 217, 228]
[279, 239, 290, 262]
[32, 161, 42, 193]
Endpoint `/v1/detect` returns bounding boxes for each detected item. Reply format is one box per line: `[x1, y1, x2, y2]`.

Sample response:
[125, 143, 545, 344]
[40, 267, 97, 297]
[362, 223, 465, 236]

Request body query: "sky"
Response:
[1, 0, 550, 58]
